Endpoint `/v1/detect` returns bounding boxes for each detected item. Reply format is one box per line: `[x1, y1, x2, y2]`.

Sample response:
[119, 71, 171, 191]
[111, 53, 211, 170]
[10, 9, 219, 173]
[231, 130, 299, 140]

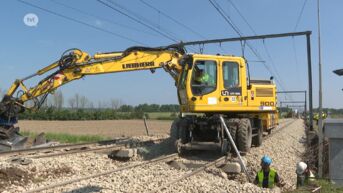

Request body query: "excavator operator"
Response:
[194, 69, 213, 85]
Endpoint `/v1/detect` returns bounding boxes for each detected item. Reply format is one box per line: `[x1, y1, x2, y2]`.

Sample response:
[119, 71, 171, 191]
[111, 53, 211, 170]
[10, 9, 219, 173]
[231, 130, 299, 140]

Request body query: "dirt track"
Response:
[17, 120, 172, 137]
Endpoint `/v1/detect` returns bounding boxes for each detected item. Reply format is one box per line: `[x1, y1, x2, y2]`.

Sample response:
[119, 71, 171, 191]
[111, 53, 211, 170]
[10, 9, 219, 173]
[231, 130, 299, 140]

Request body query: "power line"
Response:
[226, 0, 257, 35]
[17, 0, 145, 45]
[291, 37, 301, 83]
[292, 0, 309, 85]
[222, 0, 290, 93]
[294, 0, 309, 31]
[107, 0, 180, 41]
[49, 0, 157, 37]
[262, 41, 289, 94]
[208, 1, 274, 78]
[97, 0, 178, 42]
[139, 0, 207, 39]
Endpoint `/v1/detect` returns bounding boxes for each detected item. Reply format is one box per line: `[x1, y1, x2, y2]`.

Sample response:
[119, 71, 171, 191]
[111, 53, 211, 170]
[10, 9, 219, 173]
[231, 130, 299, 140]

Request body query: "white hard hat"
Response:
[296, 162, 307, 175]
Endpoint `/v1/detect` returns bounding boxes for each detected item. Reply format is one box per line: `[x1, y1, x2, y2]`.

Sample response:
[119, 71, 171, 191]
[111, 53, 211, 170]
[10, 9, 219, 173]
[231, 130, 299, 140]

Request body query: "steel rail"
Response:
[24, 153, 179, 193]
[152, 156, 226, 192]
[27, 139, 161, 159]
[0, 138, 127, 157]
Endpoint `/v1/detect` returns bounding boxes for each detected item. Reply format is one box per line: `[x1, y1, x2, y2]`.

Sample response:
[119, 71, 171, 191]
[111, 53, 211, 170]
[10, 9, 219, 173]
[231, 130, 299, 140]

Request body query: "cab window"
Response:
[223, 61, 239, 88]
[191, 60, 217, 95]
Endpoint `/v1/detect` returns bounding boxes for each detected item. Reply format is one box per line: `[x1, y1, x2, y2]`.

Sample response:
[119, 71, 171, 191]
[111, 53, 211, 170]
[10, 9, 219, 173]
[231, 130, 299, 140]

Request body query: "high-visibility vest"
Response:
[257, 168, 276, 188]
[196, 73, 209, 83]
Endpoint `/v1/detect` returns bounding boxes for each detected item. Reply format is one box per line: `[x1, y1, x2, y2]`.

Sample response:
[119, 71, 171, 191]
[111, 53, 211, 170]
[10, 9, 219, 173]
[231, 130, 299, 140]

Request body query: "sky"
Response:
[0, 0, 342, 108]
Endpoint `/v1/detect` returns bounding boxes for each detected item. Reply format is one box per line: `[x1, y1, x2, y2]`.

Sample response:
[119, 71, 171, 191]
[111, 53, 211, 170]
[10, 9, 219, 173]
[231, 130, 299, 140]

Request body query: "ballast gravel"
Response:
[0, 119, 305, 193]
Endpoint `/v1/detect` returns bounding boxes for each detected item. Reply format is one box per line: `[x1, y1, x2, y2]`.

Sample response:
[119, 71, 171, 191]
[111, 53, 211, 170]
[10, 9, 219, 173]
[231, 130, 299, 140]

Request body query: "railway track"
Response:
[0, 119, 293, 159]
[3, 119, 300, 193]
[24, 153, 179, 193]
[24, 153, 227, 193]
[1, 137, 163, 159]
[0, 138, 124, 157]
[265, 118, 297, 140]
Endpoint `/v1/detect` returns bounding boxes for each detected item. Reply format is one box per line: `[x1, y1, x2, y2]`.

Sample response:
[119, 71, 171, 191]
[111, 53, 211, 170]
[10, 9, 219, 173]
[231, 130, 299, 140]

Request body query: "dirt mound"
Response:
[0, 167, 31, 189]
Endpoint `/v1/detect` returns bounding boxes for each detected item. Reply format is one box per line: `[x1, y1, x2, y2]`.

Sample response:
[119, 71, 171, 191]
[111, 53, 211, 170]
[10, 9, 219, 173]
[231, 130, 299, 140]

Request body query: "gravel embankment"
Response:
[0, 119, 305, 193]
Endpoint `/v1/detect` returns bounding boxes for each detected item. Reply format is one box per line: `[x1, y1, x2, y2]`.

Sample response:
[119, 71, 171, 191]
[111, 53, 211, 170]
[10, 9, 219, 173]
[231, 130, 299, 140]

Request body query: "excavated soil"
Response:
[0, 167, 32, 189]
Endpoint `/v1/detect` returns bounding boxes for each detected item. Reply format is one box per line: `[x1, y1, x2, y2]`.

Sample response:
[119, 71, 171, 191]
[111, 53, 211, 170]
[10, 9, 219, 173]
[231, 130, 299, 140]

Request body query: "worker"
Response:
[194, 69, 214, 86]
[296, 162, 315, 188]
[254, 155, 282, 188]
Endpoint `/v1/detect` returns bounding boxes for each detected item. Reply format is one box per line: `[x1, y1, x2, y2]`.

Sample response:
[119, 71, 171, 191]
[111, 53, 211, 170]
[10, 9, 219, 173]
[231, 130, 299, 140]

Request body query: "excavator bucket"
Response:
[0, 133, 28, 151]
[0, 125, 28, 151]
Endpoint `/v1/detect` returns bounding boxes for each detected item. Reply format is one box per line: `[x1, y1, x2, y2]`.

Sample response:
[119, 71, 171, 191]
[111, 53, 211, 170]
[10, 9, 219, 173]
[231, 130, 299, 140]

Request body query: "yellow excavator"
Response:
[0, 45, 278, 153]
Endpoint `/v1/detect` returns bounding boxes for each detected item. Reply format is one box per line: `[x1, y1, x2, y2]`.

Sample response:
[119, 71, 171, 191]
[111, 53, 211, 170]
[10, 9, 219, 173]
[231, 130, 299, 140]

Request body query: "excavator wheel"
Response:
[169, 119, 180, 141]
[169, 119, 180, 152]
[236, 118, 252, 155]
[176, 118, 189, 155]
[220, 139, 230, 155]
[252, 126, 263, 147]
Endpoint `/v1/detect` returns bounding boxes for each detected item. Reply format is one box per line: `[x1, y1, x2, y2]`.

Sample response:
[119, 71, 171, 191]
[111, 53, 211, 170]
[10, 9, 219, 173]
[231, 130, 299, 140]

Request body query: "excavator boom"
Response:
[0, 46, 185, 150]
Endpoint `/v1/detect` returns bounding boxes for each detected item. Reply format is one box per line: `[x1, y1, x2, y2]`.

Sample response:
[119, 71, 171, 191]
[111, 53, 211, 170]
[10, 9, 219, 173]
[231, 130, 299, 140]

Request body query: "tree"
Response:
[68, 98, 76, 109]
[52, 90, 64, 109]
[119, 104, 134, 112]
[79, 96, 88, 109]
[74, 94, 80, 109]
[110, 98, 123, 110]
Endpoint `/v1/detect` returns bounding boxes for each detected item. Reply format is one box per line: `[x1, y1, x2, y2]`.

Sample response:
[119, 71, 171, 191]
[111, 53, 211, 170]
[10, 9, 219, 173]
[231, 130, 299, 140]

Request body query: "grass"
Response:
[147, 112, 177, 120]
[286, 179, 343, 193]
[20, 131, 109, 144]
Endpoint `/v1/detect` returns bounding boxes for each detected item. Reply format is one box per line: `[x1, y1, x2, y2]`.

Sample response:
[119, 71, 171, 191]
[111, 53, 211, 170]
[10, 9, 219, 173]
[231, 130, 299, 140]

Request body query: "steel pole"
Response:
[317, 0, 323, 178]
[306, 33, 314, 130]
[305, 91, 307, 118]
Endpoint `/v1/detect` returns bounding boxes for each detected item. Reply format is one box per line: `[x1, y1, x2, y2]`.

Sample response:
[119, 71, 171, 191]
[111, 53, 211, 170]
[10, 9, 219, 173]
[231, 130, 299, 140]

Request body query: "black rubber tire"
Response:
[224, 118, 239, 154]
[237, 118, 252, 154]
[221, 139, 230, 155]
[178, 119, 189, 144]
[169, 119, 180, 152]
[169, 118, 180, 141]
[253, 126, 263, 147]
[226, 118, 239, 141]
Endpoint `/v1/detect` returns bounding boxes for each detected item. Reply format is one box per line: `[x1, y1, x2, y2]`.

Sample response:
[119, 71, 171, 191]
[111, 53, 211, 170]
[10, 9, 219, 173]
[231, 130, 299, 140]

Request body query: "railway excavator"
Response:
[0, 45, 278, 154]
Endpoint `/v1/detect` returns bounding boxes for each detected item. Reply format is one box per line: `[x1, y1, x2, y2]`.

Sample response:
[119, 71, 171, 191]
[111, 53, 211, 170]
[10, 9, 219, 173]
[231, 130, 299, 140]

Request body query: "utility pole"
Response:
[317, 0, 324, 178]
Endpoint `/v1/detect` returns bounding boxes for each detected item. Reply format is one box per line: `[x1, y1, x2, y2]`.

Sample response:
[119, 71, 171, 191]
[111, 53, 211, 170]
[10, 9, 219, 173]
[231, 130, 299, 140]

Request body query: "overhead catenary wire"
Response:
[49, 0, 157, 37]
[209, 1, 280, 83]
[294, 0, 309, 31]
[220, 0, 292, 95]
[139, 0, 227, 53]
[292, 0, 309, 86]
[226, 0, 257, 35]
[139, 0, 207, 39]
[107, 0, 180, 41]
[97, 0, 178, 43]
[17, 0, 145, 45]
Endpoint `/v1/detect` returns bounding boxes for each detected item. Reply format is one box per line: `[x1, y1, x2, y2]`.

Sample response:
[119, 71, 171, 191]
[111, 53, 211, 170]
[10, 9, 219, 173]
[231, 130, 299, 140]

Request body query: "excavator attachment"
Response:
[0, 97, 28, 151]
[0, 126, 28, 151]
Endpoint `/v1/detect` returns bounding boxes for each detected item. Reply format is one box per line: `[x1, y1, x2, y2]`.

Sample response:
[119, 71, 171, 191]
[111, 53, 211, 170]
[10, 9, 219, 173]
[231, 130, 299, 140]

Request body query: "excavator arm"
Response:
[0, 45, 186, 150]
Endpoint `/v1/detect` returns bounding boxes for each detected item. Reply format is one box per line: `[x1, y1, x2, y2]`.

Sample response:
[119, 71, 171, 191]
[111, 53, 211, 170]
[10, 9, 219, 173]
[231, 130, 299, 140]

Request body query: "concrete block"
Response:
[108, 148, 137, 160]
[221, 162, 241, 174]
[166, 160, 187, 170]
[231, 157, 247, 169]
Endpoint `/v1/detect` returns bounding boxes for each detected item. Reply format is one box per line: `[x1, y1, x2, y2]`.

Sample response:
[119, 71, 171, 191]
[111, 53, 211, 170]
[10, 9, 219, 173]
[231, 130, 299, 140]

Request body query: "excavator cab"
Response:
[177, 54, 247, 114]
